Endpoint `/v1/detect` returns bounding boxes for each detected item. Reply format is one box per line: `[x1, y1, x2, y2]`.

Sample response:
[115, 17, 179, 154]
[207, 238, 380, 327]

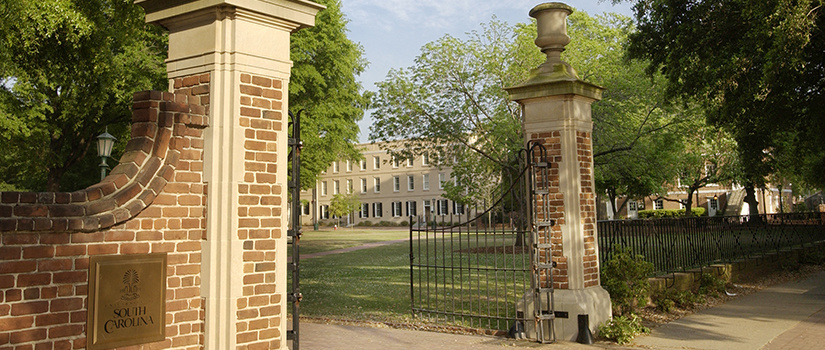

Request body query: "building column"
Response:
[137, 1, 323, 349]
[506, 3, 611, 341]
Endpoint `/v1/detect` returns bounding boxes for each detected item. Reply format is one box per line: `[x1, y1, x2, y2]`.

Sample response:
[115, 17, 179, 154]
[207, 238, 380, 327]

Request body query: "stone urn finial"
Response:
[524, 2, 578, 82]
[531, 3, 573, 64]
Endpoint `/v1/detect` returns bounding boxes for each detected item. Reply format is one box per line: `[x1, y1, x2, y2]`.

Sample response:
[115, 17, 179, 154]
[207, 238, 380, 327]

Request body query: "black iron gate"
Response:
[409, 142, 556, 342]
[287, 111, 302, 349]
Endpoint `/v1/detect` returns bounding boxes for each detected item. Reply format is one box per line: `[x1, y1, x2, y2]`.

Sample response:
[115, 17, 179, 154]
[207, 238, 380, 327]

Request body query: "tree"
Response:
[328, 193, 360, 227]
[0, 0, 167, 192]
[660, 122, 739, 216]
[370, 11, 688, 214]
[622, 0, 825, 215]
[290, 0, 369, 190]
[369, 18, 527, 208]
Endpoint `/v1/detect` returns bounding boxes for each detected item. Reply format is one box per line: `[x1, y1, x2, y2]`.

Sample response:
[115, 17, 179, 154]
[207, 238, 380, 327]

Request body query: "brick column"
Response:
[137, 1, 323, 349]
[506, 3, 611, 341]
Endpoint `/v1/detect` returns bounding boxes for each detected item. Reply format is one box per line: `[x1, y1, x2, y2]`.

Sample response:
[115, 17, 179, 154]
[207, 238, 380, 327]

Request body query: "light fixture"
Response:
[96, 129, 117, 181]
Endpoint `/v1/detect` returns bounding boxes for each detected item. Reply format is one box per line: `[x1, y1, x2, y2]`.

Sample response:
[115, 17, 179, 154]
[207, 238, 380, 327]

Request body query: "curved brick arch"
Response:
[0, 91, 208, 233]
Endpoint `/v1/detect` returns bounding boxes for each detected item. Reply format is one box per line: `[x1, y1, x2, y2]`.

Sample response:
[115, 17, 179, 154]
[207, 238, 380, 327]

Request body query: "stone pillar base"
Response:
[520, 286, 611, 342]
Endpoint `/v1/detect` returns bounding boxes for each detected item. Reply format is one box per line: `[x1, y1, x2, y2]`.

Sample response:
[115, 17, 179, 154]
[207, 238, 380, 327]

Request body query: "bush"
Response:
[653, 289, 705, 312]
[638, 207, 706, 218]
[800, 249, 825, 265]
[601, 246, 654, 316]
[598, 314, 649, 344]
[698, 273, 726, 297]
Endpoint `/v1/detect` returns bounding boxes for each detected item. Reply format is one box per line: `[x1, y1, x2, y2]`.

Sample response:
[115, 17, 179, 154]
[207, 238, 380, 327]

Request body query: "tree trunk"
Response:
[46, 167, 63, 192]
[684, 187, 696, 217]
[744, 183, 761, 222]
[778, 184, 784, 214]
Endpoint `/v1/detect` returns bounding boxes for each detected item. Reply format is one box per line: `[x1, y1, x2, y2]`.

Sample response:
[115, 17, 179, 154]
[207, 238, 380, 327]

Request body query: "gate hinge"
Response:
[288, 229, 302, 238]
[288, 292, 303, 303]
[288, 138, 303, 148]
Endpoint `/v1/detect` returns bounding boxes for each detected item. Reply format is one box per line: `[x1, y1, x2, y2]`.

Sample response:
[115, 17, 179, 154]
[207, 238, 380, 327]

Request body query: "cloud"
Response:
[343, 0, 537, 29]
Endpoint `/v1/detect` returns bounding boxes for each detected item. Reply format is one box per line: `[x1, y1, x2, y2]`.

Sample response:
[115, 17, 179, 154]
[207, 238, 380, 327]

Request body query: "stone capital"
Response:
[136, 0, 324, 31]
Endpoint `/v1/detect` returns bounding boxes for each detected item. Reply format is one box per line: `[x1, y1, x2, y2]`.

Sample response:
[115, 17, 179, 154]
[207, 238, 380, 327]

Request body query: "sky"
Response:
[337, 0, 635, 142]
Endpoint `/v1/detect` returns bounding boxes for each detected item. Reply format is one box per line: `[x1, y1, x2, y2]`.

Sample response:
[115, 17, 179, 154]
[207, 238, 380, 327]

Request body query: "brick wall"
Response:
[0, 91, 208, 350]
[234, 73, 286, 349]
[576, 131, 599, 288]
[529, 130, 599, 289]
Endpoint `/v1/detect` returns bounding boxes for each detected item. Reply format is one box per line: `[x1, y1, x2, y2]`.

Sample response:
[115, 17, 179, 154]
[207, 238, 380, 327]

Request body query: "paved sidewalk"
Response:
[633, 270, 825, 350]
[294, 322, 618, 350]
[290, 271, 825, 350]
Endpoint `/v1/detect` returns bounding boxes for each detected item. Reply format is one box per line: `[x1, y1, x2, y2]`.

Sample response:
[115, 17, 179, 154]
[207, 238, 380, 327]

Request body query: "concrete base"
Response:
[520, 286, 612, 342]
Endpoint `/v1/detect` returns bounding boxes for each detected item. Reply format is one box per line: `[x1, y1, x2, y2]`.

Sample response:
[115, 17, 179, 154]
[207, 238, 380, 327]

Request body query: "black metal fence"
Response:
[410, 212, 532, 331]
[598, 213, 825, 276]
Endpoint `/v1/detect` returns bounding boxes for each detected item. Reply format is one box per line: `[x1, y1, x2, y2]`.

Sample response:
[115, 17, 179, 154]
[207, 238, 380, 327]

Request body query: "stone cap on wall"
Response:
[0, 91, 207, 233]
[136, 0, 325, 31]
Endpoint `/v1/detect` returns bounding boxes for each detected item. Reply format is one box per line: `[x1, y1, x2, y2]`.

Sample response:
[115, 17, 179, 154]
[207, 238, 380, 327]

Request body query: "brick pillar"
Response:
[506, 3, 611, 341]
[137, 1, 323, 349]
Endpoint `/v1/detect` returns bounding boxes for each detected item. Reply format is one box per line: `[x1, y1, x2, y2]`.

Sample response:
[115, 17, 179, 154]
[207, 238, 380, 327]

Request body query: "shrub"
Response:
[800, 249, 825, 265]
[653, 289, 705, 312]
[601, 246, 654, 316]
[598, 314, 649, 344]
[698, 273, 726, 297]
[638, 208, 706, 218]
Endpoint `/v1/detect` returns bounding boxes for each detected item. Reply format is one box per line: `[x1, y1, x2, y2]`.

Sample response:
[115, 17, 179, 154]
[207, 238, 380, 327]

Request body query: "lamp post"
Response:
[96, 129, 116, 181]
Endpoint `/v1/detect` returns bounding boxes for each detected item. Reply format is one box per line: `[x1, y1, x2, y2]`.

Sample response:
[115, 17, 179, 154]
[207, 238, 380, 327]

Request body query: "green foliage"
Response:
[598, 314, 649, 344]
[652, 289, 705, 312]
[638, 208, 706, 219]
[0, 0, 167, 191]
[370, 11, 691, 208]
[601, 246, 654, 315]
[328, 193, 360, 224]
[698, 273, 727, 297]
[290, 0, 368, 190]
[625, 0, 825, 189]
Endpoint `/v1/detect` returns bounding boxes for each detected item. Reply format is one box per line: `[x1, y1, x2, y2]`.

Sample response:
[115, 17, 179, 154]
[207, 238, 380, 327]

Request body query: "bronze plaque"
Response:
[87, 253, 167, 350]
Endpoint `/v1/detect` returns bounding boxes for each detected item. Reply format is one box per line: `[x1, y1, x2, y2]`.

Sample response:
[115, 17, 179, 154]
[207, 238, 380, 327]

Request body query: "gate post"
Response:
[506, 3, 611, 341]
[137, 1, 323, 349]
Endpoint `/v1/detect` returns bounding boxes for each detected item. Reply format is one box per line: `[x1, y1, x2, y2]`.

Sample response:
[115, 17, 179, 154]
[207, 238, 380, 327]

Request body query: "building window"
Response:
[320, 205, 330, 219]
[346, 179, 353, 194]
[392, 201, 402, 217]
[407, 175, 414, 191]
[628, 201, 637, 211]
[332, 161, 339, 173]
[392, 156, 399, 168]
[373, 202, 383, 218]
[360, 159, 367, 171]
[406, 201, 417, 217]
[407, 158, 414, 167]
[709, 197, 719, 210]
[346, 160, 353, 172]
[422, 153, 430, 166]
[302, 202, 311, 215]
[374, 177, 381, 192]
[453, 201, 465, 215]
[321, 181, 328, 196]
[373, 156, 380, 169]
[422, 174, 430, 190]
[654, 199, 664, 210]
[437, 199, 449, 215]
[424, 199, 432, 214]
[333, 180, 340, 195]
[360, 178, 367, 193]
[360, 203, 369, 218]
[439, 173, 446, 189]
[393, 176, 400, 192]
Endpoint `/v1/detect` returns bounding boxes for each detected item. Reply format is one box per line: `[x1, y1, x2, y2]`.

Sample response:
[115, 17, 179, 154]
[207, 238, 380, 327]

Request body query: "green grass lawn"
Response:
[292, 229, 530, 331]
[293, 228, 409, 256]
[295, 239, 416, 323]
